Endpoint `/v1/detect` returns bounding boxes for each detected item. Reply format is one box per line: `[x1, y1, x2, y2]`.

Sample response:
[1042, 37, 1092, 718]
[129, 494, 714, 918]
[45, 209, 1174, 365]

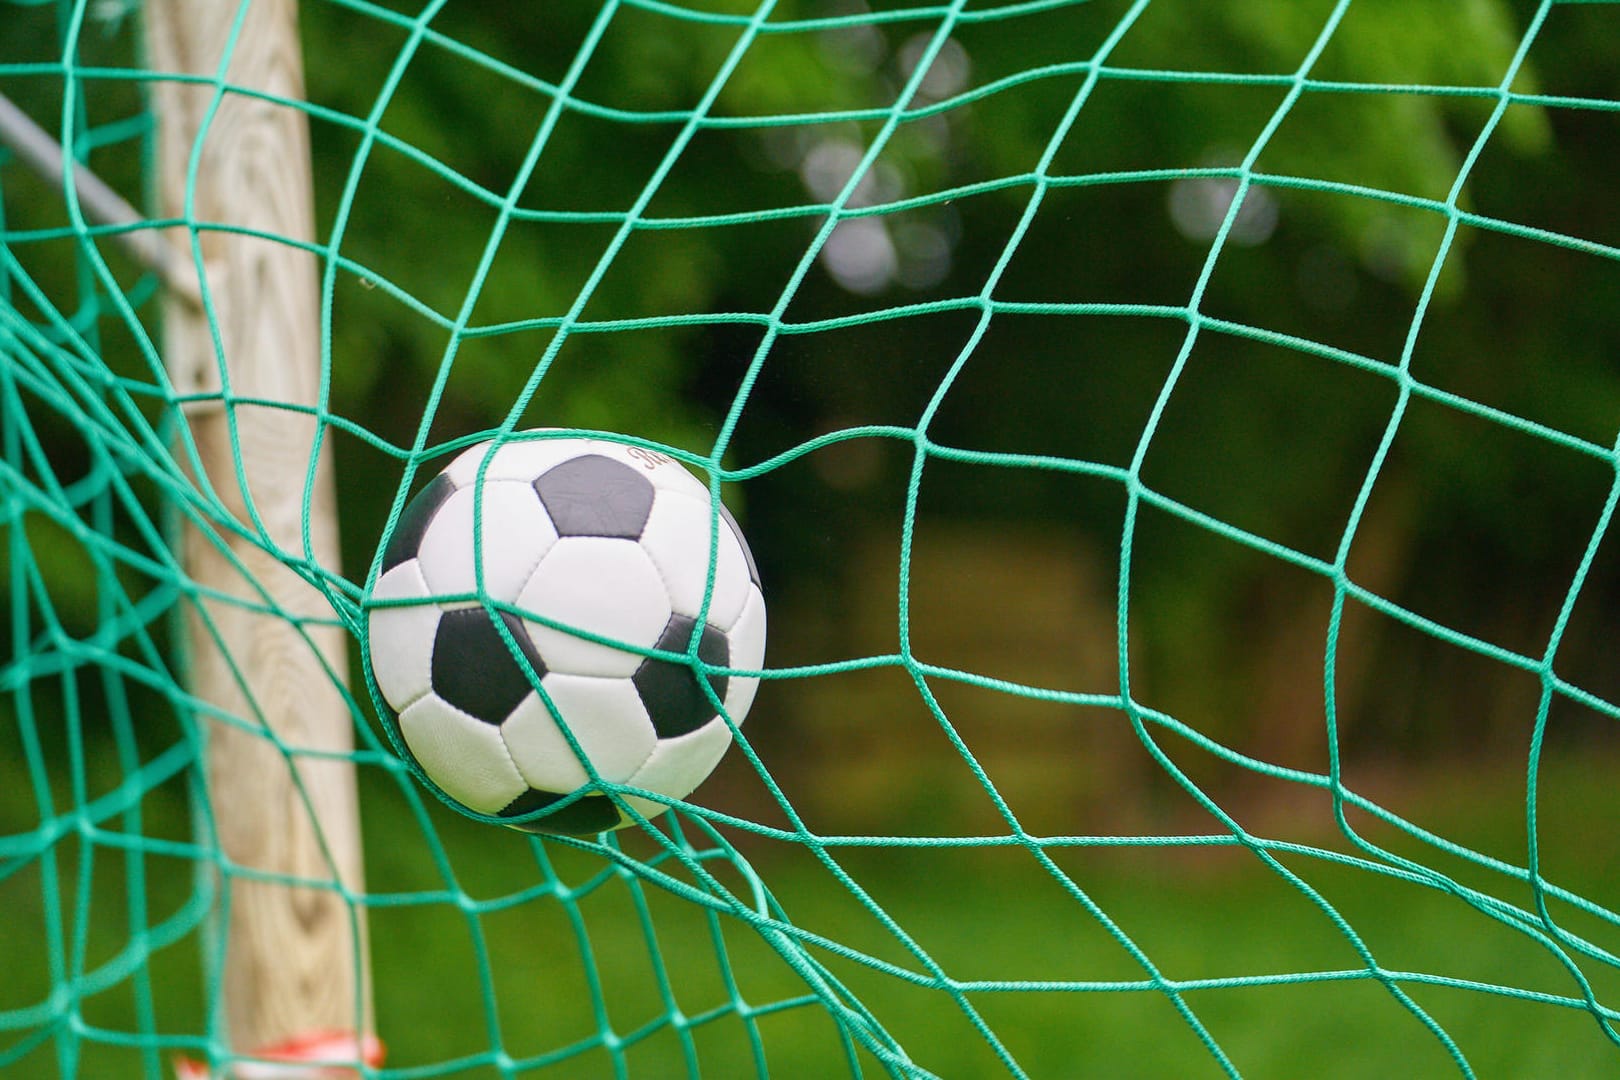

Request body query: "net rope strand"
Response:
[1, 0, 1619, 1076]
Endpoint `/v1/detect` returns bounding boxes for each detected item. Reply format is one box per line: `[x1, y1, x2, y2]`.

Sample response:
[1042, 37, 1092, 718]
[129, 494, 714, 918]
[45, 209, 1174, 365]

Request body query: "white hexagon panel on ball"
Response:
[363, 432, 766, 836]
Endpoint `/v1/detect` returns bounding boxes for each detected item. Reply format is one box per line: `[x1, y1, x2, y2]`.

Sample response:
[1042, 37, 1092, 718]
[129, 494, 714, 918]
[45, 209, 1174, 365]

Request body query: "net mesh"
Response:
[3, 0, 1620, 1076]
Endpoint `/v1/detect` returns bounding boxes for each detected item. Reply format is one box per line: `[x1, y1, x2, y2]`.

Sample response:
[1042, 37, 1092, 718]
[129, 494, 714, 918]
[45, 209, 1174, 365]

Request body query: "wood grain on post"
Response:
[145, 0, 372, 1057]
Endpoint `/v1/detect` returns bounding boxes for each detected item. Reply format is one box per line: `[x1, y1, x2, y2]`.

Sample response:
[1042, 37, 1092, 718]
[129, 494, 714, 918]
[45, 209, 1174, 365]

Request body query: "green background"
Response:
[2, 0, 1619, 1075]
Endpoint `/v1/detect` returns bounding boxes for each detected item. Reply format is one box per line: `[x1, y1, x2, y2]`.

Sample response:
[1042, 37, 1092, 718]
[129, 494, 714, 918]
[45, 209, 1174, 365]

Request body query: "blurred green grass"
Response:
[6, 746, 1618, 1078]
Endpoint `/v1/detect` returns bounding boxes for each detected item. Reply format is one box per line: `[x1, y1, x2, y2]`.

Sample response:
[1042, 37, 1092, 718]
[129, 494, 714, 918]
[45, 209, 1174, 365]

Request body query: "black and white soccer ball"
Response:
[364, 432, 766, 836]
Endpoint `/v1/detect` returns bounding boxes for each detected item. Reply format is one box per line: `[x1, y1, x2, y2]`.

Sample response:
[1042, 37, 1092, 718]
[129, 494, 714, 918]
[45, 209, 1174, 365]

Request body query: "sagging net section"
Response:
[3, 0, 1620, 1077]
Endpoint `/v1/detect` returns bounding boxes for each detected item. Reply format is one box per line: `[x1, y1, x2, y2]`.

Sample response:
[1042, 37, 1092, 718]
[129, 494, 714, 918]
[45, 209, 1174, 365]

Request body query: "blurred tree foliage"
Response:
[3, 0, 1618, 771]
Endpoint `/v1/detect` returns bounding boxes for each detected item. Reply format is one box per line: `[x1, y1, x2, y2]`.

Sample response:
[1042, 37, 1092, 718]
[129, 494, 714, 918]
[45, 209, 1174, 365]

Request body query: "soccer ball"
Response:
[364, 433, 766, 835]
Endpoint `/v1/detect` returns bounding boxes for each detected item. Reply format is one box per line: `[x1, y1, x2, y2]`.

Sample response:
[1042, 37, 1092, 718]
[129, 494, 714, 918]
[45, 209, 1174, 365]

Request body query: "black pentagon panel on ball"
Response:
[431, 607, 546, 723]
[534, 454, 656, 539]
[718, 501, 762, 588]
[499, 787, 625, 836]
[382, 473, 457, 573]
[633, 614, 730, 739]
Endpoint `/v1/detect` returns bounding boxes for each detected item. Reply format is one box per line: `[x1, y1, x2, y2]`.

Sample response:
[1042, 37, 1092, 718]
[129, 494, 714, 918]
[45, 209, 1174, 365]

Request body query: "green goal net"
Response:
[3, 0, 1620, 1077]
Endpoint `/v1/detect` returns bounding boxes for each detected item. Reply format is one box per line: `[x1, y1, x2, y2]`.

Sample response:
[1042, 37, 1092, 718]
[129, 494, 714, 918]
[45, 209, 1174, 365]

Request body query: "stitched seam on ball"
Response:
[533, 671, 665, 782]
[625, 731, 661, 785]
[639, 496, 695, 617]
[476, 480, 554, 602]
[496, 701, 558, 796]
[642, 490, 733, 626]
[368, 559, 438, 716]
[367, 635, 436, 712]
[416, 699, 537, 817]
[509, 676, 661, 790]
[390, 685, 433, 713]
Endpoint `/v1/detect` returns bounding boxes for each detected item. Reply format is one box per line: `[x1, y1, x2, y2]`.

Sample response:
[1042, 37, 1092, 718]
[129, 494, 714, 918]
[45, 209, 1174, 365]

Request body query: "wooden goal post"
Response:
[145, 0, 373, 1059]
